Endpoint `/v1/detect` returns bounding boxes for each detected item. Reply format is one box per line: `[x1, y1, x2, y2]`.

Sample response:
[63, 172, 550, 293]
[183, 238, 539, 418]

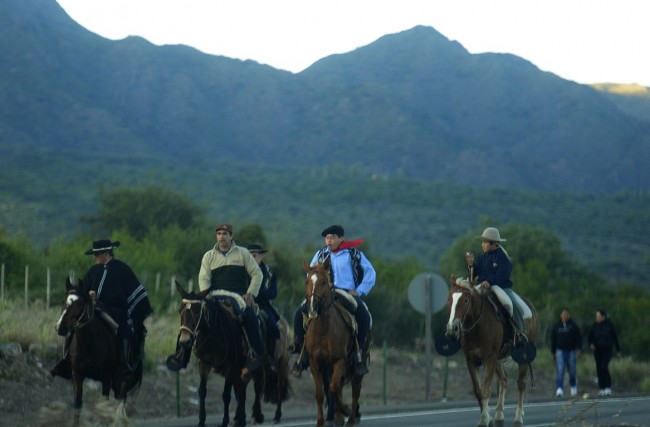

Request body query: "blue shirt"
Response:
[310, 248, 376, 297]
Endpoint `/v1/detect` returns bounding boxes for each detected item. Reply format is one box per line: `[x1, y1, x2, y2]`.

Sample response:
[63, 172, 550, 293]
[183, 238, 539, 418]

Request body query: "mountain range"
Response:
[2, 0, 649, 194]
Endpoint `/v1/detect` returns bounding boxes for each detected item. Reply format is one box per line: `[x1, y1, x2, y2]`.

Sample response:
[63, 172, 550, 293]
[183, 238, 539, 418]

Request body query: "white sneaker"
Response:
[555, 387, 563, 397]
[570, 387, 577, 397]
[604, 388, 612, 396]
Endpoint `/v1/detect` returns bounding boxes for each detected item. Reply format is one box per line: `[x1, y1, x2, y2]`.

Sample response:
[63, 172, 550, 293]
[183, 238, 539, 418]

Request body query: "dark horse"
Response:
[445, 276, 538, 427]
[54, 277, 142, 422]
[173, 281, 290, 427]
[303, 260, 369, 427]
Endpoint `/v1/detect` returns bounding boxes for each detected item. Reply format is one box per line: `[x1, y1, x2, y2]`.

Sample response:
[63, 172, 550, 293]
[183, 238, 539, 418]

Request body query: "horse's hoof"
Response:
[512, 423, 523, 427]
[493, 421, 505, 427]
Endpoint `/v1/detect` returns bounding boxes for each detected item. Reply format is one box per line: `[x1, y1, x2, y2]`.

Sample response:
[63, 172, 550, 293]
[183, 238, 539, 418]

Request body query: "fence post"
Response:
[171, 275, 176, 297]
[155, 272, 161, 293]
[189, 278, 193, 292]
[47, 267, 51, 309]
[1, 263, 4, 302]
[24, 265, 29, 306]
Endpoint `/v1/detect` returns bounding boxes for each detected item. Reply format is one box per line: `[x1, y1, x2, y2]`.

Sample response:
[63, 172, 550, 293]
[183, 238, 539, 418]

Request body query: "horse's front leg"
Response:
[251, 371, 265, 424]
[198, 364, 210, 427]
[465, 356, 490, 427]
[310, 362, 326, 426]
[232, 378, 248, 427]
[479, 359, 499, 427]
[329, 360, 346, 426]
[513, 364, 529, 427]
[346, 375, 363, 426]
[221, 378, 232, 427]
[493, 361, 507, 427]
[101, 378, 111, 399]
[71, 374, 84, 410]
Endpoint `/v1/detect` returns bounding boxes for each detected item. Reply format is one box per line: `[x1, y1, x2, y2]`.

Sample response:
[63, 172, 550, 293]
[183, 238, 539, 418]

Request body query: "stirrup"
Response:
[291, 360, 306, 377]
[513, 331, 529, 348]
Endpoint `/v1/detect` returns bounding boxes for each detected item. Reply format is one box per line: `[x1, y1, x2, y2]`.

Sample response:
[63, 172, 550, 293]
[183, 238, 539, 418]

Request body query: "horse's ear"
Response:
[321, 255, 331, 272]
[449, 275, 457, 286]
[303, 260, 311, 273]
[197, 288, 211, 299]
[77, 279, 84, 290]
[175, 280, 188, 298]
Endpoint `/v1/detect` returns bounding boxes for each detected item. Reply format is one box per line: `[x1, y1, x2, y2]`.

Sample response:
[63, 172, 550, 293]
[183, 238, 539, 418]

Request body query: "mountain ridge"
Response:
[2, 0, 649, 193]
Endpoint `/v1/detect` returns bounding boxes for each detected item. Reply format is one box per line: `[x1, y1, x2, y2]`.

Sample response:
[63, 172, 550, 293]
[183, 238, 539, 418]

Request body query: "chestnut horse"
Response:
[54, 278, 142, 423]
[303, 260, 369, 427]
[445, 277, 537, 427]
[173, 281, 290, 427]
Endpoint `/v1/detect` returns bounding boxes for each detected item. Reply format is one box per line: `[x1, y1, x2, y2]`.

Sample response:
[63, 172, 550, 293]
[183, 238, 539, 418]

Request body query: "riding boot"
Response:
[241, 307, 263, 374]
[353, 299, 371, 376]
[50, 333, 73, 379]
[512, 306, 528, 347]
[289, 303, 306, 354]
[267, 337, 278, 372]
[166, 335, 193, 372]
[290, 306, 309, 377]
[120, 338, 134, 373]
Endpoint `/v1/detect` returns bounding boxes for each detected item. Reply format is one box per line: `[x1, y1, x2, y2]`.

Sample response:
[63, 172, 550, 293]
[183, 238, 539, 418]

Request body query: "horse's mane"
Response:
[455, 277, 473, 289]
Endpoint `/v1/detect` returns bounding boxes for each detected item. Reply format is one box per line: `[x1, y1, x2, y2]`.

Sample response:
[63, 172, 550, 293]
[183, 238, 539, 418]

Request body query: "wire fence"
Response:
[0, 263, 195, 309]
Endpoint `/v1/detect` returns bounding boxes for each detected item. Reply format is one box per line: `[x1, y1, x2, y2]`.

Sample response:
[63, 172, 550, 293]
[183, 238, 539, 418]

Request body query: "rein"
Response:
[458, 287, 486, 333]
[71, 294, 95, 330]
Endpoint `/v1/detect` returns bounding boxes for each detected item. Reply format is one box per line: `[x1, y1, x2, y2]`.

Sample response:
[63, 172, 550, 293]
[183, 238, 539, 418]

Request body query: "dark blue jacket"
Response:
[471, 247, 513, 288]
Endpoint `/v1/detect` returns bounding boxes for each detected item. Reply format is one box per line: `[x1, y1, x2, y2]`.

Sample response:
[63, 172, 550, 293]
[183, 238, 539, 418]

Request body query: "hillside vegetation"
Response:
[1, 186, 649, 361]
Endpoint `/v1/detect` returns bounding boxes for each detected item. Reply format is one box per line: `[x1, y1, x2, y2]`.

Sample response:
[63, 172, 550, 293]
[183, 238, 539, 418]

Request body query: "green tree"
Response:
[83, 186, 206, 240]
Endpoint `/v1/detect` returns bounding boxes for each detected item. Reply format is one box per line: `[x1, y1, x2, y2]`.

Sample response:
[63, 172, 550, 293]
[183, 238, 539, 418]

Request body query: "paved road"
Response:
[134, 395, 650, 426]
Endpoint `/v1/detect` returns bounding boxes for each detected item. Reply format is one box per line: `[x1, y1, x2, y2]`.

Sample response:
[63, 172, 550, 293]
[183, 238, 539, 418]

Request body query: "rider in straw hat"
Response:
[465, 227, 528, 341]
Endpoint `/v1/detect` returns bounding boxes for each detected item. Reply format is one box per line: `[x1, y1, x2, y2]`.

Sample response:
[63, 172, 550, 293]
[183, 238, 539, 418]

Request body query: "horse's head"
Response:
[303, 260, 333, 319]
[55, 277, 91, 336]
[445, 276, 481, 340]
[174, 280, 211, 345]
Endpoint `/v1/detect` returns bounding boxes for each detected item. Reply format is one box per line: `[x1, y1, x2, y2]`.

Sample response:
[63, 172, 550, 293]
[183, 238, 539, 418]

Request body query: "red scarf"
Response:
[332, 239, 363, 253]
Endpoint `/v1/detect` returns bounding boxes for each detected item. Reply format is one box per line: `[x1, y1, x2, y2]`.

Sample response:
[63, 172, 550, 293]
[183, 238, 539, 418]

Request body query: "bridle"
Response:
[454, 286, 486, 333]
[178, 298, 207, 338]
[68, 291, 95, 330]
[306, 267, 334, 317]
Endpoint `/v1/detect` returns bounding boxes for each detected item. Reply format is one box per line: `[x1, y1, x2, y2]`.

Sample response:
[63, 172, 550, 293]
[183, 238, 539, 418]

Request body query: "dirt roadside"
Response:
[0, 344, 616, 426]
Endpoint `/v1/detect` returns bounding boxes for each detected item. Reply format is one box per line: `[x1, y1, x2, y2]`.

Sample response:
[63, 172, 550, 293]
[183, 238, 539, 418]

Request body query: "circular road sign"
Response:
[407, 272, 449, 314]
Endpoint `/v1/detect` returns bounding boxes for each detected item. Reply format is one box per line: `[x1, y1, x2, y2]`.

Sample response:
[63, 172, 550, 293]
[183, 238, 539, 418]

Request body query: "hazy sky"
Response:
[56, 0, 649, 86]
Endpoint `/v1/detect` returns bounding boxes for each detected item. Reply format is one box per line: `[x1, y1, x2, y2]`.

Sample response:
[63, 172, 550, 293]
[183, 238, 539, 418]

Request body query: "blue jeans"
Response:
[555, 349, 577, 389]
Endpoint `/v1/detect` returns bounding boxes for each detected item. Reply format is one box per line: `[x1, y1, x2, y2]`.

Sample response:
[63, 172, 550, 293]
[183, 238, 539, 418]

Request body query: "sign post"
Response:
[408, 272, 448, 400]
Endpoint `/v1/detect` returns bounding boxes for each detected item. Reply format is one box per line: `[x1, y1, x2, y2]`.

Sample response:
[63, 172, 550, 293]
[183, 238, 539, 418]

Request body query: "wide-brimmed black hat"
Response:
[321, 225, 344, 237]
[247, 244, 267, 254]
[84, 240, 120, 255]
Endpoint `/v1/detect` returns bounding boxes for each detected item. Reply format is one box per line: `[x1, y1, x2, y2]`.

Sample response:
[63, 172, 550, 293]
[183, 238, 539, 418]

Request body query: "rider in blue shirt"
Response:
[291, 225, 376, 377]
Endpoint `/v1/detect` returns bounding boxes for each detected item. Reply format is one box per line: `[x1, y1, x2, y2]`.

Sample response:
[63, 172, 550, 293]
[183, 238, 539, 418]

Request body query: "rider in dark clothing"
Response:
[248, 243, 280, 372]
[51, 240, 153, 378]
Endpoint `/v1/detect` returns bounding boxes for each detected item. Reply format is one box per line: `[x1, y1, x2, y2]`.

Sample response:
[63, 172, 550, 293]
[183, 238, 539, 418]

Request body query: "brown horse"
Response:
[303, 260, 368, 427]
[445, 276, 537, 427]
[173, 281, 290, 427]
[54, 278, 142, 423]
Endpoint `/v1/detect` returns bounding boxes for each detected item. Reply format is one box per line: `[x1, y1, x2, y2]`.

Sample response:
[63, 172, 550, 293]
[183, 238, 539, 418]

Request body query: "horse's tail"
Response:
[263, 354, 291, 404]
